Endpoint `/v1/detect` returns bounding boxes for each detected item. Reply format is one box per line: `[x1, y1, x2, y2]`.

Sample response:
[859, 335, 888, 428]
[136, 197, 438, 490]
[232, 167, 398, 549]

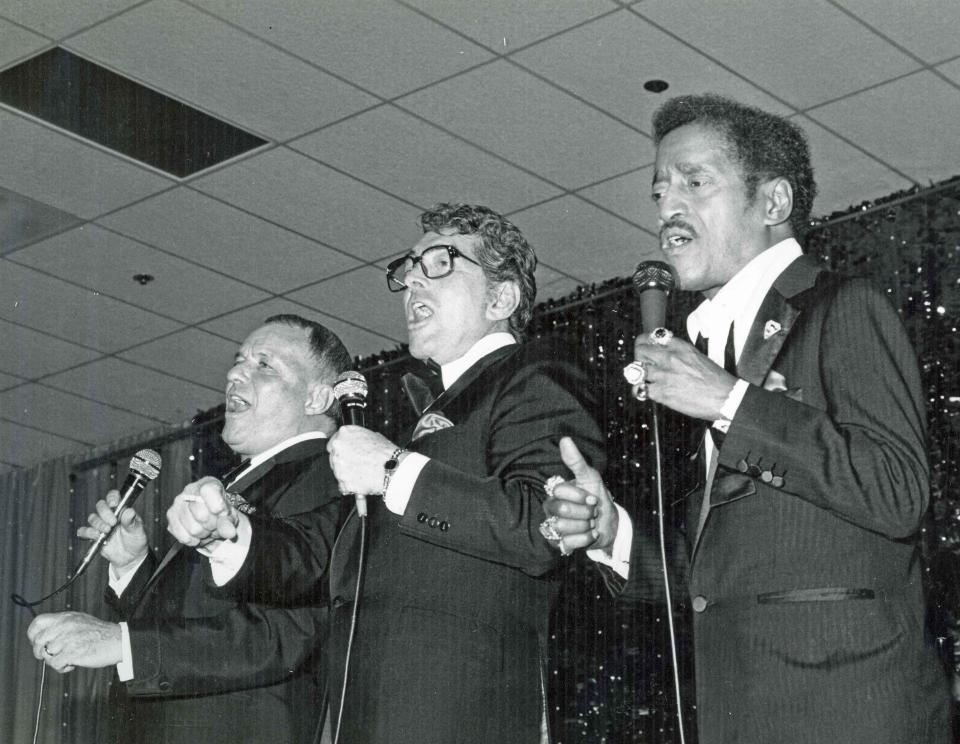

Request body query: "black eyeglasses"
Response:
[386, 244, 482, 292]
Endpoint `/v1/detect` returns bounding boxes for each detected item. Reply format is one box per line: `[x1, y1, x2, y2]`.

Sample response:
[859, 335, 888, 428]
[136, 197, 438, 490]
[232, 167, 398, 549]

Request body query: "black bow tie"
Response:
[401, 359, 444, 416]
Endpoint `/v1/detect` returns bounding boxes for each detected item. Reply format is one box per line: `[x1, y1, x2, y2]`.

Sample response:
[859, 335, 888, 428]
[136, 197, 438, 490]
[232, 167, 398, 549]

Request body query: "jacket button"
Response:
[771, 475, 784, 488]
[428, 517, 439, 528]
[692, 596, 708, 613]
[760, 470, 773, 483]
[158, 678, 172, 692]
[439, 521, 450, 531]
[747, 464, 761, 477]
[416, 512, 428, 523]
[736, 459, 749, 473]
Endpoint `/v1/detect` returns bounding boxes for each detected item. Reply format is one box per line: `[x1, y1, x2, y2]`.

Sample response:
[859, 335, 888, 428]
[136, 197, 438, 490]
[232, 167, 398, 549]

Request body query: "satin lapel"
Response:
[424, 344, 517, 414]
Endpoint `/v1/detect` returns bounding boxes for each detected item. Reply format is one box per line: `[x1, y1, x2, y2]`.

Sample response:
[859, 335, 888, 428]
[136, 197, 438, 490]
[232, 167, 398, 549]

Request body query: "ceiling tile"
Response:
[515, 10, 792, 131]
[0, 382, 159, 443]
[98, 188, 363, 293]
[511, 195, 662, 283]
[834, 0, 960, 64]
[0, 17, 48, 67]
[192, 147, 417, 261]
[576, 165, 658, 237]
[0, 420, 86, 468]
[0, 0, 142, 39]
[118, 327, 243, 390]
[291, 105, 561, 214]
[67, 0, 376, 141]
[405, 0, 617, 50]
[192, 0, 493, 98]
[536, 265, 584, 305]
[397, 60, 652, 189]
[0, 371, 22, 389]
[0, 259, 182, 352]
[11, 224, 271, 322]
[1, 319, 101, 378]
[46, 356, 220, 422]
[0, 186, 82, 255]
[199, 297, 403, 361]
[0, 109, 172, 219]
[938, 58, 960, 86]
[638, 0, 920, 109]
[286, 265, 408, 345]
[792, 115, 912, 217]
[808, 71, 960, 184]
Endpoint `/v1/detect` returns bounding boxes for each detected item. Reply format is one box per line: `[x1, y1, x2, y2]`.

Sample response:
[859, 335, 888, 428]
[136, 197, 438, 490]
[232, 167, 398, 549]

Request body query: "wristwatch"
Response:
[382, 448, 405, 495]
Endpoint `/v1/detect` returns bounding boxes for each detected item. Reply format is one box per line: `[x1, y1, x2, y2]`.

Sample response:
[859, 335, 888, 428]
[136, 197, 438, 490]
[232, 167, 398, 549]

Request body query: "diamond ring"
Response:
[650, 327, 673, 345]
[538, 515, 562, 542]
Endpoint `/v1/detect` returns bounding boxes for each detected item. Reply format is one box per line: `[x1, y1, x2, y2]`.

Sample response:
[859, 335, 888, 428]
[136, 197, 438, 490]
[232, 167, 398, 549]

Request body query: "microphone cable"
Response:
[650, 402, 687, 744]
[332, 511, 368, 744]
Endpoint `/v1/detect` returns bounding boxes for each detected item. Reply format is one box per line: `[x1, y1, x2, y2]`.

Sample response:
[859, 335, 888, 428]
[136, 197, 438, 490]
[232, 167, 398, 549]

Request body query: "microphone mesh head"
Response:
[129, 449, 162, 480]
[333, 370, 368, 401]
[632, 260, 676, 295]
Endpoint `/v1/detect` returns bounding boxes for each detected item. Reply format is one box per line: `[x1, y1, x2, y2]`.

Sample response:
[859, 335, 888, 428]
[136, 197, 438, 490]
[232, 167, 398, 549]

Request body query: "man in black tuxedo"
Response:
[542, 95, 950, 743]
[27, 314, 351, 744]
[166, 204, 605, 743]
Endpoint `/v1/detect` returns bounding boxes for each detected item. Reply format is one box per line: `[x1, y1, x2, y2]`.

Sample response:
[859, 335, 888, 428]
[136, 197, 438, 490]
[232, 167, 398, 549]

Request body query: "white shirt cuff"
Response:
[116, 622, 134, 681]
[108, 553, 149, 597]
[199, 513, 252, 586]
[586, 503, 633, 580]
[714, 378, 749, 433]
[383, 452, 430, 515]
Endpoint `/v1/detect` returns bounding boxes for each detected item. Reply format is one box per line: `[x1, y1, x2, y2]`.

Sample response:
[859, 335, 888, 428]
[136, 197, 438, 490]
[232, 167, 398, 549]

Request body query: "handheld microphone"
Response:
[333, 371, 370, 517]
[72, 449, 162, 578]
[632, 260, 677, 332]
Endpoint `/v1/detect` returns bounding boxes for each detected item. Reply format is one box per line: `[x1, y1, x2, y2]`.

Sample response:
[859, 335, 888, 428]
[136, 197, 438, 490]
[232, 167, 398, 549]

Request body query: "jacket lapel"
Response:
[689, 255, 824, 561]
[424, 344, 517, 415]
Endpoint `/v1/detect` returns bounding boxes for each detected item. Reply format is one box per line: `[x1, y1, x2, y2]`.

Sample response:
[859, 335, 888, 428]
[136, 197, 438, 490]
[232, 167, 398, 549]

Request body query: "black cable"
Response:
[332, 512, 368, 744]
[651, 403, 687, 744]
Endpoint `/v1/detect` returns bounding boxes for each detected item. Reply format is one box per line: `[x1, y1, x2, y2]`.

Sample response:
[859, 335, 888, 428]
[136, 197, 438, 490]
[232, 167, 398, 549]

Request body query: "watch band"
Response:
[382, 447, 405, 495]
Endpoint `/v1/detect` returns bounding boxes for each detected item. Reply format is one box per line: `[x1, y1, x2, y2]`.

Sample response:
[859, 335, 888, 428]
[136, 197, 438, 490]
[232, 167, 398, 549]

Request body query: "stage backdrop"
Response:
[2, 177, 957, 744]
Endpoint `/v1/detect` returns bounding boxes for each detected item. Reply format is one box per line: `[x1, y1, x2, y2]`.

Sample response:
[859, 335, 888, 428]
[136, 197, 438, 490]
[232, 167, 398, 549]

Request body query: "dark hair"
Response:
[263, 314, 352, 381]
[418, 203, 537, 340]
[652, 94, 817, 236]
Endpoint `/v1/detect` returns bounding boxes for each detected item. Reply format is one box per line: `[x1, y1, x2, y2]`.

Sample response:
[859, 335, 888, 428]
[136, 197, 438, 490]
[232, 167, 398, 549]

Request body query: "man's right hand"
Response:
[166, 476, 239, 547]
[544, 437, 619, 555]
[77, 489, 148, 574]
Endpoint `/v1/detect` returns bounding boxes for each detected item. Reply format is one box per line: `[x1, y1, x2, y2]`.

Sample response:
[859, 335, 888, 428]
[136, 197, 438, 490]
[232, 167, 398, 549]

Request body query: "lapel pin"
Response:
[763, 320, 782, 340]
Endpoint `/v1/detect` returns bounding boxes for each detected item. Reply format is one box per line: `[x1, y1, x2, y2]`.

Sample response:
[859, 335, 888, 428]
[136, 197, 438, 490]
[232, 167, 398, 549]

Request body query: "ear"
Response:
[485, 280, 520, 322]
[304, 382, 336, 418]
[761, 177, 794, 228]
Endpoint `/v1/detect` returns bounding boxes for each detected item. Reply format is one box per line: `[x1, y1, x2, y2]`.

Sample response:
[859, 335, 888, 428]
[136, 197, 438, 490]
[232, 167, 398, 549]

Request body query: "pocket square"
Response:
[763, 320, 782, 340]
[411, 411, 454, 441]
[763, 369, 788, 392]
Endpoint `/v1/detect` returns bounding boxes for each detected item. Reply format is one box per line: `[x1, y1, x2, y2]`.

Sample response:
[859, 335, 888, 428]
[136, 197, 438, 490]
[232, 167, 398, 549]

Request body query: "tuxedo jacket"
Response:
[625, 255, 950, 743]
[227, 341, 605, 744]
[104, 439, 343, 744]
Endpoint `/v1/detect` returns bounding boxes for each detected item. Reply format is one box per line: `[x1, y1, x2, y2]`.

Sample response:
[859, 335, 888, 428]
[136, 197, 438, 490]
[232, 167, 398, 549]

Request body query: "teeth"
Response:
[411, 302, 432, 319]
[225, 394, 249, 413]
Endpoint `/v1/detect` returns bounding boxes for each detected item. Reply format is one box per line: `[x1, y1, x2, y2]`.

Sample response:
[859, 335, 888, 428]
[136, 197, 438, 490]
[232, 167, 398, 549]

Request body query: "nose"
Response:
[226, 361, 248, 384]
[404, 262, 430, 288]
[657, 185, 685, 223]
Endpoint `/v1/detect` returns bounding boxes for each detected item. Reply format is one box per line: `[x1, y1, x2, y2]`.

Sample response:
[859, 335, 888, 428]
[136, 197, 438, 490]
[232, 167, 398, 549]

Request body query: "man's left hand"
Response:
[328, 426, 399, 495]
[634, 333, 737, 420]
[27, 612, 122, 673]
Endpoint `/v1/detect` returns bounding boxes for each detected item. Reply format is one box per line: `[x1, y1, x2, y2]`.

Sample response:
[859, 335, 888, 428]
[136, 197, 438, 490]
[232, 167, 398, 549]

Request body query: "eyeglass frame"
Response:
[385, 244, 483, 292]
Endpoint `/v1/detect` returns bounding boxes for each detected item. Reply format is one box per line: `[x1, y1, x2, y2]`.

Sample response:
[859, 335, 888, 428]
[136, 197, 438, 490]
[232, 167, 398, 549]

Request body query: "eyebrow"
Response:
[652, 162, 710, 185]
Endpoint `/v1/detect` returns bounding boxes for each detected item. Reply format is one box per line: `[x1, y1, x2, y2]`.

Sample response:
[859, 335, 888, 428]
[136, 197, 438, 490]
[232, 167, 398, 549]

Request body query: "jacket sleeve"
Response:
[397, 356, 605, 576]
[122, 604, 326, 696]
[719, 278, 929, 538]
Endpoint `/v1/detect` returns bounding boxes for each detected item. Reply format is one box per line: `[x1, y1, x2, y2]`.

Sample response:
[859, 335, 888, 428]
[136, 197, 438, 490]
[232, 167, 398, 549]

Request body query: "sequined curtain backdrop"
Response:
[193, 177, 960, 743]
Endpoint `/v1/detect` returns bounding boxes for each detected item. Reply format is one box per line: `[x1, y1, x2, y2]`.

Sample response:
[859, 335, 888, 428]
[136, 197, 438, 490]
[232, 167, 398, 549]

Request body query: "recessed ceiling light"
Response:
[133, 274, 155, 286]
[643, 80, 669, 93]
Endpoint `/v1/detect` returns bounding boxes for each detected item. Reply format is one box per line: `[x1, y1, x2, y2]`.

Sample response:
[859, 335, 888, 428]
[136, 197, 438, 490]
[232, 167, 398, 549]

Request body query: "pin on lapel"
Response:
[763, 320, 782, 340]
